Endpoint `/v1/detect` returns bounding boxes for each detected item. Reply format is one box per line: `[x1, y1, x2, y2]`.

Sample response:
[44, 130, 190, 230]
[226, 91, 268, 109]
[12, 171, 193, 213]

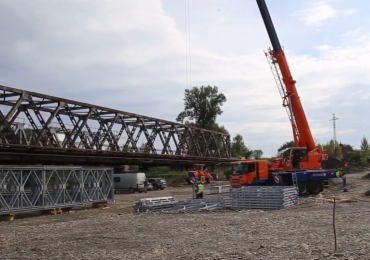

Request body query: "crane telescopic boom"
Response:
[256, 0, 325, 170]
[256, 0, 315, 150]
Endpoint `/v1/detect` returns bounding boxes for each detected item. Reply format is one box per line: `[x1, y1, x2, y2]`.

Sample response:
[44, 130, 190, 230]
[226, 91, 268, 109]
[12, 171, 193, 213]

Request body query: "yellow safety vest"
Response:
[197, 184, 204, 194]
[335, 171, 341, 178]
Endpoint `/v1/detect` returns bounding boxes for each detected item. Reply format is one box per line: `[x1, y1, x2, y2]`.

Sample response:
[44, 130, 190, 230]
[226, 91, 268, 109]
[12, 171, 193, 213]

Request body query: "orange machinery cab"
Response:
[269, 147, 323, 172]
[188, 164, 212, 183]
[229, 160, 269, 188]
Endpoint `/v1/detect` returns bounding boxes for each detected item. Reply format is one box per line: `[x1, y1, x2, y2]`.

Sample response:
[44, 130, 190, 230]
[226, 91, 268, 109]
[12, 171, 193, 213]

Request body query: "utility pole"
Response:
[329, 113, 339, 157]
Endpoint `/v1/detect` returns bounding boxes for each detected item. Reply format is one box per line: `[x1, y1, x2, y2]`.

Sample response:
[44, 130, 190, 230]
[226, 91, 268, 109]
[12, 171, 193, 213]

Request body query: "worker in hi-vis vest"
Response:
[335, 170, 341, 178]
[335, 169, 347, 188]
[194, 182, 204, 199]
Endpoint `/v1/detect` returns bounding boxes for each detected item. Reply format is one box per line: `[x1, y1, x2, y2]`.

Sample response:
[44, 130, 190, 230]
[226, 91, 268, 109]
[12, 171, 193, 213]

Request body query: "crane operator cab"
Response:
[280, 147, 307, 169]
[279, 147, 321, 170]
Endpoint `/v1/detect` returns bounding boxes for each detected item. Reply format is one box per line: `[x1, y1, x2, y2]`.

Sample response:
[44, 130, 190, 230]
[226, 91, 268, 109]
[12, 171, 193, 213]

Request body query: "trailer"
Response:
[229, 160, 338, 196]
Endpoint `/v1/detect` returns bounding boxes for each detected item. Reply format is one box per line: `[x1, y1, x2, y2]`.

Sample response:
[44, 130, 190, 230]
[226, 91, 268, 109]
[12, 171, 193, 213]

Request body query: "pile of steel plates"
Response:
[230, 186, 298, 210]
[133, 197, 231, 213]
[133, 186, 298, 213]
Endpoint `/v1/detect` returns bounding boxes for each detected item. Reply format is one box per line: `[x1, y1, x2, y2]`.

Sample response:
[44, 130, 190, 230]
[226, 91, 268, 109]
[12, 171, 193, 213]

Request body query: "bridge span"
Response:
[0, 85, 233, 166]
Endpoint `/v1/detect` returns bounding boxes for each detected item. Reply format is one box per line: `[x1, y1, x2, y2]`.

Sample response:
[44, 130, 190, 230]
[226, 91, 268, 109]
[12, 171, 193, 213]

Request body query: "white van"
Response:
[113, 172, 146, 193]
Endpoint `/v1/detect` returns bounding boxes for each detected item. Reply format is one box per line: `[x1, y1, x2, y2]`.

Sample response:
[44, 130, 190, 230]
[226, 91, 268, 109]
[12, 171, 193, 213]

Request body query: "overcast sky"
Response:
[0, 0, 369, 156]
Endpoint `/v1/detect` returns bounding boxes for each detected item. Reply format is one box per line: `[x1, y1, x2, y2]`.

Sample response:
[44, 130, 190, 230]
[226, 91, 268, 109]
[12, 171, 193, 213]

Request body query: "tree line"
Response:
[278, 138, 370, 163]
[177, 85, 369, 162]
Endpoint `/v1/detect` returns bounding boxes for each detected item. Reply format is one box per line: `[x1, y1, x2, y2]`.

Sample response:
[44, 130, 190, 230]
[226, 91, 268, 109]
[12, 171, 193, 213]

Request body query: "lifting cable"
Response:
[184, 0, 192, 89]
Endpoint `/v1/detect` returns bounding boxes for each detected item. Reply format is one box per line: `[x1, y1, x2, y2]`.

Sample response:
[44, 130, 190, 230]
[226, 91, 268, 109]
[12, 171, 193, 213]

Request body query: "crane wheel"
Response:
[298, 182, 308, 196]
[308, 180, 323, 195]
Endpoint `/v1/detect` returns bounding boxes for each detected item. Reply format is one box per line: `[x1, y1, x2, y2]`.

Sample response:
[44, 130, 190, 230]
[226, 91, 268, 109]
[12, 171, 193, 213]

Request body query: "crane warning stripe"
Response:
[274, 176, 280, 183]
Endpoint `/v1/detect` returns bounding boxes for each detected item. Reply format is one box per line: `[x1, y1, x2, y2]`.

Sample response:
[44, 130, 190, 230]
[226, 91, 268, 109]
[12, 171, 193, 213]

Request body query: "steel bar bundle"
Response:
[230, 186, 298, 210]
[133, 197, 230, 213]
[0, 165, 114, 215]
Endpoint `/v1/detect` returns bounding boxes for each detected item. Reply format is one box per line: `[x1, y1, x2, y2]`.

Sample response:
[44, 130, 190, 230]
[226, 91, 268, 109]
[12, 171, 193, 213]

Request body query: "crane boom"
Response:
[256, 0, 315, 151]
[256, 0, 327, 170]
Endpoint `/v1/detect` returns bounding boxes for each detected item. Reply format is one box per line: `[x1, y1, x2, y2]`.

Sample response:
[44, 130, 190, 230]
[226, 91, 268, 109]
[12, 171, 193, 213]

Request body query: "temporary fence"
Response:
[0, 166, 114, 215]
[230, 186, 298, 210]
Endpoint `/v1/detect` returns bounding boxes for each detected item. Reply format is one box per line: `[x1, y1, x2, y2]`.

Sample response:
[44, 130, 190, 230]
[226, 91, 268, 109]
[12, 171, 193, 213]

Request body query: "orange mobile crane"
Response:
[229, 0, 335, 196]
[256, 0, 328, 171]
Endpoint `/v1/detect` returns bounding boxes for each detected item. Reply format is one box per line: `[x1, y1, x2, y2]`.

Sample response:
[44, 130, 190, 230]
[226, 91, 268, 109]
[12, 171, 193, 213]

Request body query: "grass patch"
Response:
[144, 167, 188, 186]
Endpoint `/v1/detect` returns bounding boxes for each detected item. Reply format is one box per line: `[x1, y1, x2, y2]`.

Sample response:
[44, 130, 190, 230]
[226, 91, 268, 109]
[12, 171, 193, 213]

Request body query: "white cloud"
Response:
[292, 1, 356, 26]
[293, 1, 337, 25]
[0, 0, 368, 156]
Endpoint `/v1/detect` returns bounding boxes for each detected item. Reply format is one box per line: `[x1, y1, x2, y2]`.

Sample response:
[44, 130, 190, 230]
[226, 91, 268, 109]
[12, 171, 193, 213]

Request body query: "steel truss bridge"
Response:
[0, 85, 232, 166]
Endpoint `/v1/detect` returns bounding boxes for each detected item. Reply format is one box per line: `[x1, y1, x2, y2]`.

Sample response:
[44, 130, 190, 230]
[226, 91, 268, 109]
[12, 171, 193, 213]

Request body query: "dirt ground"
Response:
[1, 175, 370, 260]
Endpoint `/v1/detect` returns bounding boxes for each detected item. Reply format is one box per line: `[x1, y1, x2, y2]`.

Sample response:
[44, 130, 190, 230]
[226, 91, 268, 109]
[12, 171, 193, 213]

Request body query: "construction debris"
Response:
[315, 196, 370, 203]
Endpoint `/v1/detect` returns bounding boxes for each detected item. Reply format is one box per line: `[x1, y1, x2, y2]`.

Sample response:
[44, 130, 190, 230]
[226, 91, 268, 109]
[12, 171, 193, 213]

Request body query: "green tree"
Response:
[348, 149, 361, 162]
[231, 134, 252, 159]
[360, 136, 370, 162]
[176, 85, 228, 157]
[339, 143, 354, 160]
[212, 123, 229, 134]
[252, 149, 263, 160]
[140, 142, 149, 153]
[176, 85, 227, 130]
[277, 141, 294, 153]
[322, 139, 343, 159]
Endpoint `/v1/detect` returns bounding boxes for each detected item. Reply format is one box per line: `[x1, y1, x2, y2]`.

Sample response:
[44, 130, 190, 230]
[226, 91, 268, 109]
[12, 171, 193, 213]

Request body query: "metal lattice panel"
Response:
[230, 186, 298, 210]
[0, 85, 231, 162]
[0, 166, 114, 215]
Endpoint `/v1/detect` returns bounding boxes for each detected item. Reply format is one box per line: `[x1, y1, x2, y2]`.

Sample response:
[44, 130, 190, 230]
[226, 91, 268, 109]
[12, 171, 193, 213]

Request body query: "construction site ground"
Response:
[1, 173, 370, 260]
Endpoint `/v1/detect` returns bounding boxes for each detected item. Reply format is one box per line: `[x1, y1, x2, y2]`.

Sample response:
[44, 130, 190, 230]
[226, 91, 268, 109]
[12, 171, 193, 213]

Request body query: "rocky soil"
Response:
[0, 175, 370, 260]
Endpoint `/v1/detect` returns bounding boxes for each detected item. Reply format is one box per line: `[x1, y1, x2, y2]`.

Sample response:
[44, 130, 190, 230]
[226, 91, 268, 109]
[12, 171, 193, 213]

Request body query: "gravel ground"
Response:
[1, 176, 370, 260]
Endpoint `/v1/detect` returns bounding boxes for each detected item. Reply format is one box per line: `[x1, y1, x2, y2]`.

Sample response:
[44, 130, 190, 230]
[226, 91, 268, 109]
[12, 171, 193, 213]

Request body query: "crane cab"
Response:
[229, 160, 269, 188]
[270, 147, 322, 171]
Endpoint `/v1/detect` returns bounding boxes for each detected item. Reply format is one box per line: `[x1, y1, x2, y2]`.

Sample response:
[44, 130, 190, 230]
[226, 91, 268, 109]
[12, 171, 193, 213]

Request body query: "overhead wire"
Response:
[187, 0, 192, 88]
[184, 0, 192, 89]
[184, 0, 189, 89]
